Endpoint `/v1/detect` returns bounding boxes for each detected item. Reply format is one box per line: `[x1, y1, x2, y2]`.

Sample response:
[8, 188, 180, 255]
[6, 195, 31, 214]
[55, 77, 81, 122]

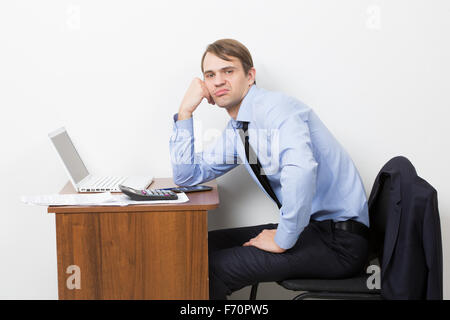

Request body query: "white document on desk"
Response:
[21, 192, 189, 206]
[21, 192, 116, 206]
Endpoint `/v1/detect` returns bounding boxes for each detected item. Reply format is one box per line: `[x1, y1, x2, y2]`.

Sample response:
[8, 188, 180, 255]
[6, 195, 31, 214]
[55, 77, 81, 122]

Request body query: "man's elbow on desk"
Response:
[173, 173, 193, 187]
[172, 166, 199, 186]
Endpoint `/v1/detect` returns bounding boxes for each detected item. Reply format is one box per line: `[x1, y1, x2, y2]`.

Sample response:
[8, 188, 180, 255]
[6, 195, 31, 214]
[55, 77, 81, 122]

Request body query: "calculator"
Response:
[119, 185, 178, 201]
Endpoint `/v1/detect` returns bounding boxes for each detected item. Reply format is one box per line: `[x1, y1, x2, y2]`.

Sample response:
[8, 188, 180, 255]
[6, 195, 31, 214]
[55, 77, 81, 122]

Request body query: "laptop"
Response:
[48, 127, 153, 192]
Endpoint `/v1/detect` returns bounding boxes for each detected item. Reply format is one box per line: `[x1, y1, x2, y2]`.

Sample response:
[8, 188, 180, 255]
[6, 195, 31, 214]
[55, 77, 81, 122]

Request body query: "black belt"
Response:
[334, 220, 369, 240]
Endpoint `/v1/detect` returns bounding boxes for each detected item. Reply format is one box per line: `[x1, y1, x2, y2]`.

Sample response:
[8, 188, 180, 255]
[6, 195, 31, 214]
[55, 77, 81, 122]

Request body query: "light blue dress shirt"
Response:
[169, 84, 369, 250]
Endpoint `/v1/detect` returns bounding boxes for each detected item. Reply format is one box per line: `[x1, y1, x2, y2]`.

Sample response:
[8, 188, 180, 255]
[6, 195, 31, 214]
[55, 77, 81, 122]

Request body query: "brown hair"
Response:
[201, 39, 256, 85]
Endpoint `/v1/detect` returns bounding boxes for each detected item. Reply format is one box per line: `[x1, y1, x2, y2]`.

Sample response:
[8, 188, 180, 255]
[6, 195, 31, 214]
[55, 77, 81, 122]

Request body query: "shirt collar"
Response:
[231, 84, 258, 128]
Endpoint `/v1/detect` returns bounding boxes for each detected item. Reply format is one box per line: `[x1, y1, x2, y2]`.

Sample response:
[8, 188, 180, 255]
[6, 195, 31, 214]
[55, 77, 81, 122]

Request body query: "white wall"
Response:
[0, 0, 449, 299]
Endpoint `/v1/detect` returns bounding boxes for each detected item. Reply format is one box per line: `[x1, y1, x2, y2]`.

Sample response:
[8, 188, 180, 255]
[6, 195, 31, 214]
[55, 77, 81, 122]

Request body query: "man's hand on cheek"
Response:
[178, 78, 215, 120]
[243, 229, 286, 253]
[207, 90, 215, 105]
[203, 84, 215, 105]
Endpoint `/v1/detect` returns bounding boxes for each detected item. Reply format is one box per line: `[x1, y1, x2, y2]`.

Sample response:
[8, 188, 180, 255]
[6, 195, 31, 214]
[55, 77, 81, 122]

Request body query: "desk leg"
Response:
[55, 210, 209, 299]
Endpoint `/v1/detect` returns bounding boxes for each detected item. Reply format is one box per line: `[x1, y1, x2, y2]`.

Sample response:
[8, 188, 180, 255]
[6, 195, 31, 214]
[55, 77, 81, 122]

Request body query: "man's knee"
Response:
[208, 251, 236, 299]
[208, 250, 229, 277]
[208, 229, 224, 254]
[209, 246, 264, 293]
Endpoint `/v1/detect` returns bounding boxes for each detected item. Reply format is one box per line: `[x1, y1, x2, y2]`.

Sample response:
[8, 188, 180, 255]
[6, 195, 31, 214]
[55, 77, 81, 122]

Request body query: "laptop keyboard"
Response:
[84, 176, 127, 191]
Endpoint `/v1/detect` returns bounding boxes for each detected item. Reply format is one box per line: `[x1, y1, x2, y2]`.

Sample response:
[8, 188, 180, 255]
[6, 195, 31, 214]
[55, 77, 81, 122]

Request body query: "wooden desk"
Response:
[48, 178, 219, 300]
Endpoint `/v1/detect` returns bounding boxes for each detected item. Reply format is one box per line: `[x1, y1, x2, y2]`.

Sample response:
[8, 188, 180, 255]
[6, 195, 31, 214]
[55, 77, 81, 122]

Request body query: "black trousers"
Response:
[208, 219, 369, 300]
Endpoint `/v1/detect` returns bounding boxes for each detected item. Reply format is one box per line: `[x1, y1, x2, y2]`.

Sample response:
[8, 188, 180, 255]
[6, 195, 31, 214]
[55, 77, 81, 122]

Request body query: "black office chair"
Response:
[249, 261, 381, 300]
[249, 173, 392, 300]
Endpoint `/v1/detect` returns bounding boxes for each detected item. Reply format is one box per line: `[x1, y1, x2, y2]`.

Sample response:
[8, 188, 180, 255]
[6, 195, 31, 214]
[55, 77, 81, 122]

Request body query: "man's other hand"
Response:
[243, 229, 286, 253]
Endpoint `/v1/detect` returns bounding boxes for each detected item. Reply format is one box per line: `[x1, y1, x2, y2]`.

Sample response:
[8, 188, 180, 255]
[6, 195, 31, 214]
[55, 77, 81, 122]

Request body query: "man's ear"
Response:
[247, 67, 256, 85]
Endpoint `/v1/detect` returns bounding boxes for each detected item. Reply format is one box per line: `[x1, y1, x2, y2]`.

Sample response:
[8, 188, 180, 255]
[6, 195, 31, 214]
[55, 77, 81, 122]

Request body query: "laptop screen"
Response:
[49, 129, 89, 184]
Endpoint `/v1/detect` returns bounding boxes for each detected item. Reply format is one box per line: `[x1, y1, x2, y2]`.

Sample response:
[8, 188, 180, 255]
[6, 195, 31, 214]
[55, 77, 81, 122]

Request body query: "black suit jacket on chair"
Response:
[368, 156, 443, 300]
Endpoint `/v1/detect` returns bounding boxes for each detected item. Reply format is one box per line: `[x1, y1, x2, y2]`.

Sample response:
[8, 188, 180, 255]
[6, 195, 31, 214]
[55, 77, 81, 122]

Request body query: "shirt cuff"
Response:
[274, 221, 304, 250]
[171, 113, 194, 141]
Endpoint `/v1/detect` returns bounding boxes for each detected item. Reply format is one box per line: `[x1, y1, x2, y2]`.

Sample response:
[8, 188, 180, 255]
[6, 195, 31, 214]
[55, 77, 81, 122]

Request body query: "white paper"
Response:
[21, 192, 116, 206]
[21, 192, 189, 207]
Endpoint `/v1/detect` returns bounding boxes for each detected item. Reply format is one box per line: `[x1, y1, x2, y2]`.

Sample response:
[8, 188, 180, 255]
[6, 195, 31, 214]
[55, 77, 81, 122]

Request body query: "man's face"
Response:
[202, 52, 255, 110]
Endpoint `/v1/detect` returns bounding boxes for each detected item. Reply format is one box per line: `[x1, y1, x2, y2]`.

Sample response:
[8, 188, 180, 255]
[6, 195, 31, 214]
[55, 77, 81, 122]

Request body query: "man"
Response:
[169, 39, 370, 300]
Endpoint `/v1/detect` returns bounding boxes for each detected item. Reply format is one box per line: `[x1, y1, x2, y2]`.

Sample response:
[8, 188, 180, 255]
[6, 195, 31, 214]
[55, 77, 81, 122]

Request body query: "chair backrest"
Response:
[368, 173, 392, 262]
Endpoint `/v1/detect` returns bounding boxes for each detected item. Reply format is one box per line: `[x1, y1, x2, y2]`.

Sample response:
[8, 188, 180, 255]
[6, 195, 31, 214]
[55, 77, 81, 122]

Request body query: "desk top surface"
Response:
[47, 178, 219, 214]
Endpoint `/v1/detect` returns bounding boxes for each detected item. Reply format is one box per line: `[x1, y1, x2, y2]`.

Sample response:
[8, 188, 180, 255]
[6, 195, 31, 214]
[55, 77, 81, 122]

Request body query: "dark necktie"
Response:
[239, 121, 282, 209]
